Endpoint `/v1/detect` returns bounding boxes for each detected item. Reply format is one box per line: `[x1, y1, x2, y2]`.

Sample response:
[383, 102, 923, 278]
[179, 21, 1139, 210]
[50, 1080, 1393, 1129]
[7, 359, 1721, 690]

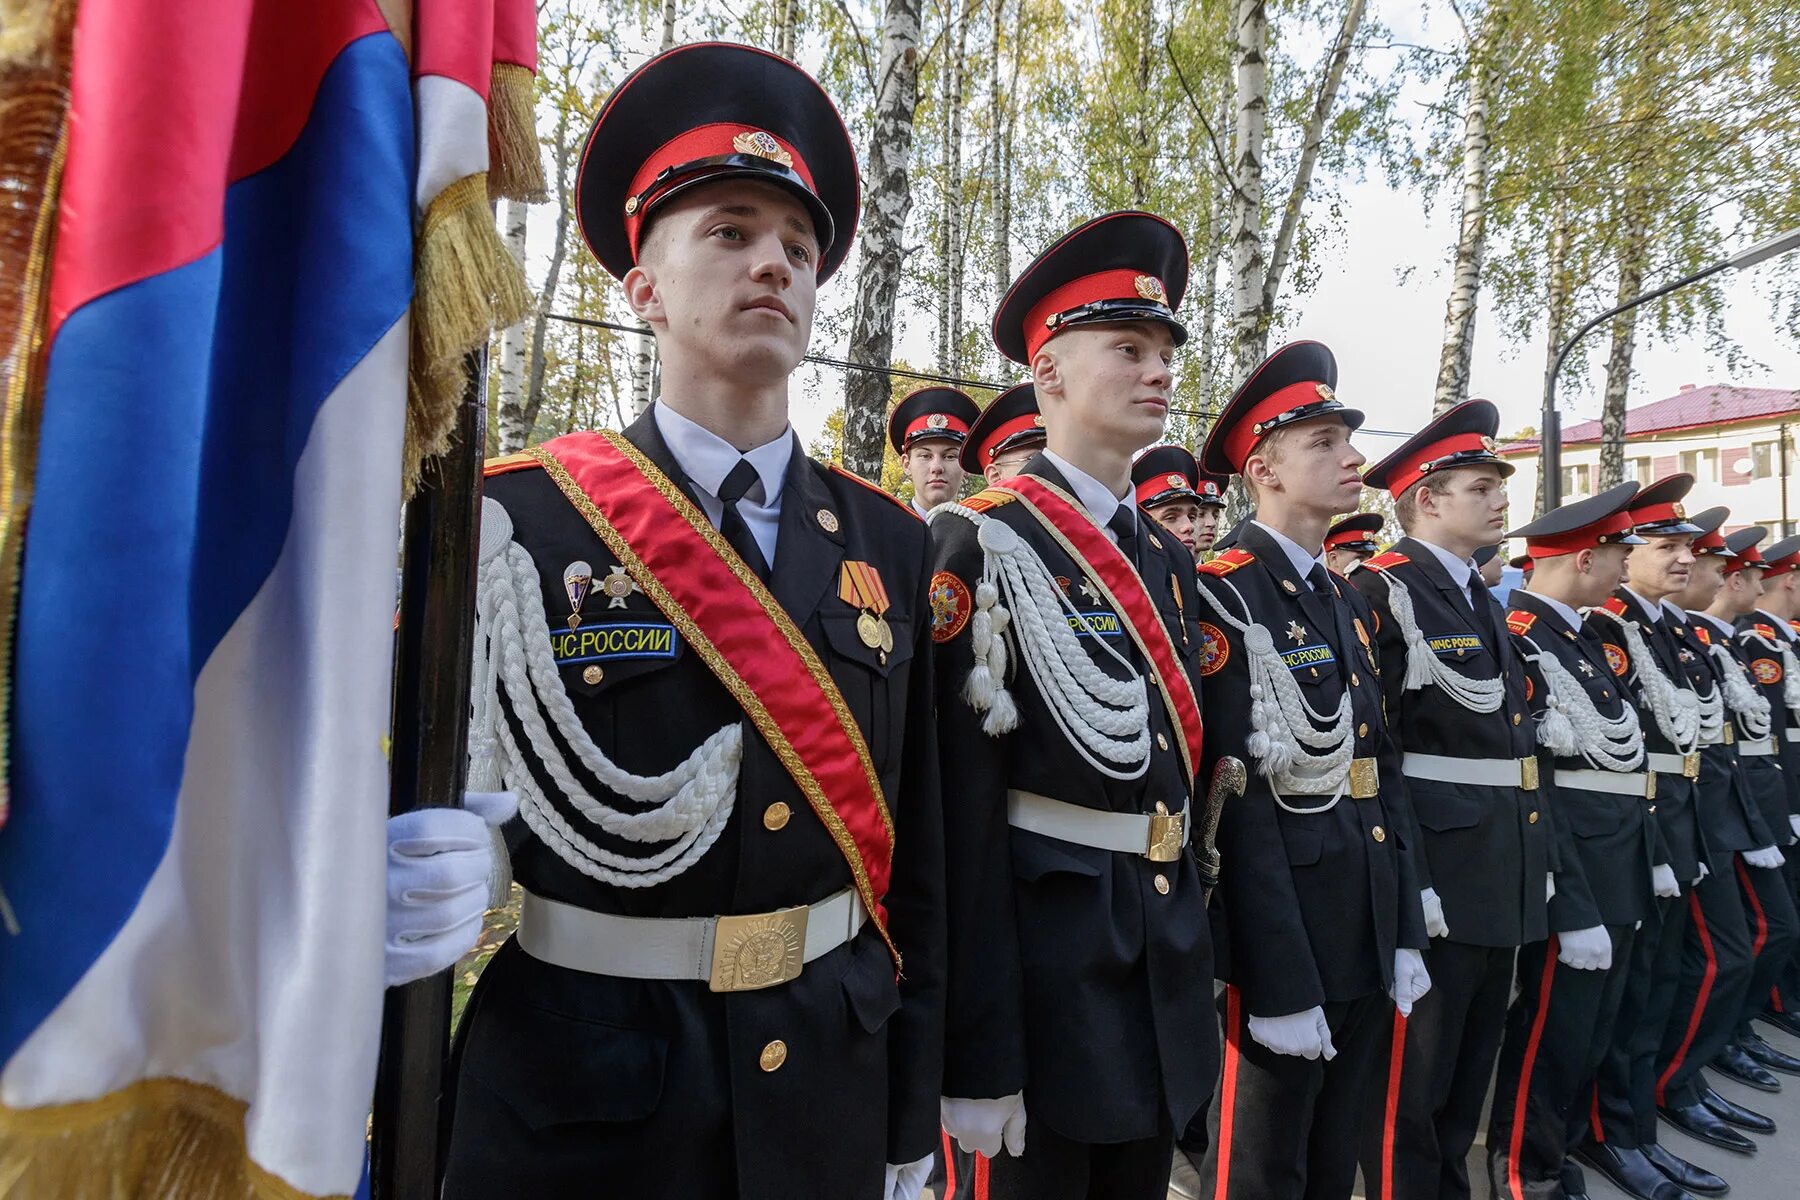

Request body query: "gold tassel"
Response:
[406, 171, 533, 492]
[0, 1079, 349, 1200]
[486, 62, 546, 204]
[0, 0, 69, 66]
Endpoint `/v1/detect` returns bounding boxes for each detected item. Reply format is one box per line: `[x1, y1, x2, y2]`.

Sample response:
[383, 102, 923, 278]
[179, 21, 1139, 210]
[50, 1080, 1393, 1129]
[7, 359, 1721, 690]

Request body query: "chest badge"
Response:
[1287, 620, 1309, 646]
[562, 561, 593, 630]
[599, 564, 642, 610]
[839, 560, 895, 655]
[1078, 577, 1101, 606]
[1578, 660, 1595, 677]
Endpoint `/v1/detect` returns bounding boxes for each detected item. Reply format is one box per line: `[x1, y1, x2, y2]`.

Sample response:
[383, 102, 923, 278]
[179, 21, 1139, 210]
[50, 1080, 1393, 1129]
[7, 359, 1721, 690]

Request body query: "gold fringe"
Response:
[406, 171, 532, 493]
[0, 0, 68, 67]
[0, 1078, 350, 1200]
[485, 62, 546, 203]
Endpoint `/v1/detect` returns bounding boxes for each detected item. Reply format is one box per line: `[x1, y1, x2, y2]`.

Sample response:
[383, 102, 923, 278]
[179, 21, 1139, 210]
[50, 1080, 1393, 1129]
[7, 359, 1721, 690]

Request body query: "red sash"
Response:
[534, 433, 899, 966]
[996, 475, 1206, 787]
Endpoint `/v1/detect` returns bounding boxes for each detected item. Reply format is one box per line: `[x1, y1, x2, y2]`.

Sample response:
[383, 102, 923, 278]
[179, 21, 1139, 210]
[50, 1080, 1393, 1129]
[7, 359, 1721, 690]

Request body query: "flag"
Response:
[0, 0, 534, 1194]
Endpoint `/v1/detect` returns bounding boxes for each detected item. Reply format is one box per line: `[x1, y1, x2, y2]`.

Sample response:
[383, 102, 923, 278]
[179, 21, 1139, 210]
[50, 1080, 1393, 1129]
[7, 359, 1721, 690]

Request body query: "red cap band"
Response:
[1692, 528, 1728, 554]
[1324, 527, 1379, 551]
[1725, 544, 1766, 573]
[1221, 378, 1337, 474]
[1765, 554, 1798, 579]
[975, 413, 1046, 468]
[1629, 500, 1686, 528]
[903, 413, 970, 445]
[1525, 511, 1636, 558]
[1022, 268, 1169, 361]
[624, 123, 815, 261]
[1135, 472, 1196, 509]
[1383, 431, 1493, 498]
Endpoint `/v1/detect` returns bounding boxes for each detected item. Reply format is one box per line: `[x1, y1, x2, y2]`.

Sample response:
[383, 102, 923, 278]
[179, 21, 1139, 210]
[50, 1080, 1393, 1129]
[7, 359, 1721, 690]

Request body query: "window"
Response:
[1561, 464, 1590, 497]
[1679, 447, 1719, 483]
[1630, 456, 1653, 483]
[1751, 441, 1775, 479]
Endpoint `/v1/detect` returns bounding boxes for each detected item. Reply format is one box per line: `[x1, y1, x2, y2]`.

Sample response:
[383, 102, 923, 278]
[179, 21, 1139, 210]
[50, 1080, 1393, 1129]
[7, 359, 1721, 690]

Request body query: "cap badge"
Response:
[623, 195, 640, 216]
[1315, 383, 1336, 402]
[1481, 435, 1500, 454]
[1202, 483, 1220, 497]
[1032, 414, 1046, 427]
[1166, 473, 1185, 489]
[1134, 275, 1167, 303]
[1672, 501, 1687, 519]
[927, 413, 949, 429]
[733, 129, 794, 167]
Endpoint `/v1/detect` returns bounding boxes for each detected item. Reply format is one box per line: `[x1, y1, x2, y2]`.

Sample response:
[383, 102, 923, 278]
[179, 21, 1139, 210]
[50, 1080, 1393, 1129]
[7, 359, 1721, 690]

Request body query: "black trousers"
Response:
[986, 1111, 1172, 1200]
[1591, 892, 1686, 1147]
[1357, 940, 1513, 1200]
[1198, 987, 1391, 1200]
[1731, 852, 1800, 1038]
[1485, 926, 1635, 1200]
[1775, 851, 1800, 1015]
[1656, 865, 1756, 1108]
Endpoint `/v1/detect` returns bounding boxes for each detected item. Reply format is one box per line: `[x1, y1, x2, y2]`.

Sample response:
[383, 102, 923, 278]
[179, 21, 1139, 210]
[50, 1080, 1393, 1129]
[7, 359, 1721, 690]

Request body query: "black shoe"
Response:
[1573, 1142, 1699, 1199]
[1701, 1084, 1775, 1134]
[1644, 1141, 1729, 1195]
[1739, 1030, 1800, 1076]
[1711, 1044, 1782, 1093]
[1758, 1006, 1800, 1038]
[1660, 1100, 1757, 1154]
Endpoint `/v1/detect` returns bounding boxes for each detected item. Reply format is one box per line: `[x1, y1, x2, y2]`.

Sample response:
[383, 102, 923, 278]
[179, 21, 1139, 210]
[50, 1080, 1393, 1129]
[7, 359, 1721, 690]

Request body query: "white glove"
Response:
[1557, 925, 1612, 971]
[1546, 873, 1556, 902]
[941, 1093, 1026, 1159]
[1789, 813, 1800, 841]
[1420, 888, 1450, 939]
[1652, 863, 1680, 898]
[385, 791, 516, 987]
[884, 1153, 934, 1200]
[1696, 861, 1709, 885]
[1390, 948, 1432, 1017]
[1248, 1007, 1338, 1061]
[1744, 845, 1788, 870]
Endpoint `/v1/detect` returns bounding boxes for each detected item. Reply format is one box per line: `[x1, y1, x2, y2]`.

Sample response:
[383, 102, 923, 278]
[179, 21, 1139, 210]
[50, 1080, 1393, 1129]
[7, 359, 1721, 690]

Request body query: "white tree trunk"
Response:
[524, 103, 579, 438]
[945, 3, 969, 373]
[496, 199, 532, 453]
[1598, 208, 1648, 491]
[1433, 11, 1499, 414]
[1227, 0, 1268, 385]
[776, 0, 798, 58]
[660, 0, 677, 49]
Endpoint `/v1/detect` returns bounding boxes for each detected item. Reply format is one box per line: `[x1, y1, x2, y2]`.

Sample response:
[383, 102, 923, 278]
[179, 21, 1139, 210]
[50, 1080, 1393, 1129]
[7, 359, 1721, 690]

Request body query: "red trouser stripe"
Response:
[1508, 939, 1560, 1200]
[1737, 855, 1770, 957]
[974, 1153, 990, 1200]
[942, 1130, 956, 1198]
[1213, 986, 1243, 1200]
[1775, 986, 1786, 1013]
[1590, 1089, 1604, 1144]
[1380, 1010, 1406, 1200]
[1657, 892, 1717, 1104]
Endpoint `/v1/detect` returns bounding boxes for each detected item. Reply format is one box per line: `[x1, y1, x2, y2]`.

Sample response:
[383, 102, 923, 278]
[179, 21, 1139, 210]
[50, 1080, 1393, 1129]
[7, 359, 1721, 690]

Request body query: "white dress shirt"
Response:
[1533, 591, 1584, 633]
[1042, 449, 1132, 543]
[1250, 519, 1328, 583]
[1620, 585, 1661, 623]
[653, 402, 791, 568]
[1416, 537, 1478, 608]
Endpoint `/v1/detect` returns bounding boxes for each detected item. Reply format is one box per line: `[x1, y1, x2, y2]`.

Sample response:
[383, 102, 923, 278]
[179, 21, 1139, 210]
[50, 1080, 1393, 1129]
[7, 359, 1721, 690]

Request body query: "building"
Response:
[1502, 383, 1799, 537]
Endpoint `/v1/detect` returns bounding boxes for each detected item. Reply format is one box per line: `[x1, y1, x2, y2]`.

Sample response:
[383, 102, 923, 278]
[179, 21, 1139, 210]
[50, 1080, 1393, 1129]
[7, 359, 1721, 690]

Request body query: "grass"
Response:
[451, 885, 520, 1030]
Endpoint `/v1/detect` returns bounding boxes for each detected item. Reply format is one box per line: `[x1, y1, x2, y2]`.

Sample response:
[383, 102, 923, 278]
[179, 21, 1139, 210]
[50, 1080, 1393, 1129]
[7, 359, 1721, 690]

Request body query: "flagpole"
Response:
[370, 349, 488, 1200]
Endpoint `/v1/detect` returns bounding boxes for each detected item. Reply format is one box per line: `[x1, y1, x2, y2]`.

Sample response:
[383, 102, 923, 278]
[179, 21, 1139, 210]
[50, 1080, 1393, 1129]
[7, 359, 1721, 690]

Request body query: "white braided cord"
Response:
[1590, 607, 1701, 753]
[1518, 636, 1644, 770]
[1708, 641, 1772, 738]
[1377, 570, 1505, 712]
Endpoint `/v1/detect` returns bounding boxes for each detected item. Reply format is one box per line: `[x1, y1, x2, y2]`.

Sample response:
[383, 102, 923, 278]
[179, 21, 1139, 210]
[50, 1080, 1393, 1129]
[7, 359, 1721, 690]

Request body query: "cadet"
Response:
[1742, 536, 1800, 1036]
[438, 44, 945, 1200]
[1188, 340, 1431, 1200]
[1486, 482, 1655, 1200]
[1323, 512, 1385, 575]
[1351, 401, 1544, 1200]
[1130, 443, 1225, 564]
[891, 386, 980, 517]
[929, 211, 1216, 1200]
[961, 382, 1047, 486]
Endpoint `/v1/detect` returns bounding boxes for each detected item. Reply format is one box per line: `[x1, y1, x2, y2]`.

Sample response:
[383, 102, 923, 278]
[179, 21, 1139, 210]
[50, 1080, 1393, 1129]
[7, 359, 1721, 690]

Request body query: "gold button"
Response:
[1155, 801, 1169, 815]
[1358, 722, 1369, 737]
[1310, 667, 1320, 678]
[1351, 673, 1361, 686]
[1512, 713, 1521, 726]
[1601, 690, 1610, 700]
[763, 802, 791, 831]
[1154, 874, 1171, 895]
[1157, 733, 1169, 751]
[1372, 825, 1386, 842]
[759, 1040, 788, 1071]
[583, 665, 605, 685]
[1529, 811, 1539, 824]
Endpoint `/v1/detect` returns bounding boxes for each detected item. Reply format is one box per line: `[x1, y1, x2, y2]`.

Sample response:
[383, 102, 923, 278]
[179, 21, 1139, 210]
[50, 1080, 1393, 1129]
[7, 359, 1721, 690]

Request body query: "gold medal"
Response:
[857, 611, 884, 648]
[878, 617, 895, 654]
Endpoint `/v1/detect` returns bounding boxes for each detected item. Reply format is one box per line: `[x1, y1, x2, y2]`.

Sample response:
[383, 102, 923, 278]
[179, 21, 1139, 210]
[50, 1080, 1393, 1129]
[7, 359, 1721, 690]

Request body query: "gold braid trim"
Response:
[533, 438, 902, 969]
[486, 62, 546, 202]
[406, 171, 532, 495]
[0, 1078, 349, 1200]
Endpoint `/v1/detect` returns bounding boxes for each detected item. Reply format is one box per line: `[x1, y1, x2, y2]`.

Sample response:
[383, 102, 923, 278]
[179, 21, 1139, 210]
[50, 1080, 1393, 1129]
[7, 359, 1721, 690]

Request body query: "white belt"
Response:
[1007, 789, 1188, 861]
[1554, 768, 1657, 800]
[1785, 727, 1799, 744]
[1646, 751, 1702, 779]
[1702, 727, 1734, 747]
[1403, 752, 1539, 790]
[517, 887, 865, 993]
[1741, 737, 1776, 757]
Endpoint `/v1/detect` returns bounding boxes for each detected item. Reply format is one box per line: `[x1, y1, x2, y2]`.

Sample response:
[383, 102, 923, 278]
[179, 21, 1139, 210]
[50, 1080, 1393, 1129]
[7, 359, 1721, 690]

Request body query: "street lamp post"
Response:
[1540, 226, 1800, 510]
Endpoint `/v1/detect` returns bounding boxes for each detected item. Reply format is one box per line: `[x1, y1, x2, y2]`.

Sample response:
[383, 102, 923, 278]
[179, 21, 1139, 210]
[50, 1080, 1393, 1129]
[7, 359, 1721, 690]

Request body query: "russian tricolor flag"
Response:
[0, 0, 533, 1193]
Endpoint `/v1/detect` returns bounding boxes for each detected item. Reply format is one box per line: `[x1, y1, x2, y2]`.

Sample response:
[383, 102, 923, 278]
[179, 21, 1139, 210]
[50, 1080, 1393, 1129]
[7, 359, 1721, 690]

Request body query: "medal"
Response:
[599, 564, 641, 609]
[563, 561, 593, 631]
[857, 611, 883, 648]
[840, 561, 894, 657]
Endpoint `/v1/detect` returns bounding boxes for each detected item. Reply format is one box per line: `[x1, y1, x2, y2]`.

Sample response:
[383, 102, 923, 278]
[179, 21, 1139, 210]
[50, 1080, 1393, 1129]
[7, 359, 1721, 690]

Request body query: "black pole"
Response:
[1540, 259, 1731, 510]
[370, 350, 488, 1200]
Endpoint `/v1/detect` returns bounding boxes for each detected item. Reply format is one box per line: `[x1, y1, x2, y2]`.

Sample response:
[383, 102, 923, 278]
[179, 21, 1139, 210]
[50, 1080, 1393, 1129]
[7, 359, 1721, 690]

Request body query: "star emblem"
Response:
[1578, 661, 1595, 677]
[1078, 578, 1101, 606]
[1287, 620, 1308, 646]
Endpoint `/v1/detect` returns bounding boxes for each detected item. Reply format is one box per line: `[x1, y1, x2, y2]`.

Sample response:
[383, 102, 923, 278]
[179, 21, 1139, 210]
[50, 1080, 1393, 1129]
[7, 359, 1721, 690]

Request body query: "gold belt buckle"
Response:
[1683, 752, 1700, 779]
[1146, 811, 1186, 862]
[1519, 757, 1539, 791]
[709, 905, 810, 993]
[1645, 772, 1658, 801]
[1349, 757, 1379, 800]
[1724, 726, 1736, 746]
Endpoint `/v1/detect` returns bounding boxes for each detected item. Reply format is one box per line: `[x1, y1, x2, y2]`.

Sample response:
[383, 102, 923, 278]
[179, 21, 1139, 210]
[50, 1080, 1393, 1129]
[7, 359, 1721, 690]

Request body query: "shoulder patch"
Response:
[483, 450, 543, 477]
[1197, 622, 1230, 676]
[962, 487, 1019, 514]
[828, 464, 918, 517]
[1694, 625, 1711, 645]
[1602, 597, 1629, 618]
[1506, 610, 1537, 637]
[1604, 643, 1629, 676]
[1754, 622, 1777, 639]
[1752, 658, 1783, 685]
[1525, 674, 1534, 702]
[929, 571, 973, 643]
[1362, 550, 1410, 572]
[1199, 548, 1256, 576]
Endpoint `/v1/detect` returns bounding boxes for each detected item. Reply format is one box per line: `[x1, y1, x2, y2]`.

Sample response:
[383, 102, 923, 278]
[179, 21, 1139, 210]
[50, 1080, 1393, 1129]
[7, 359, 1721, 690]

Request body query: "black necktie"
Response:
[717, 458, 771, 581]
[1107, 506, 1138, 565]
[1307, 562, 1333, 596]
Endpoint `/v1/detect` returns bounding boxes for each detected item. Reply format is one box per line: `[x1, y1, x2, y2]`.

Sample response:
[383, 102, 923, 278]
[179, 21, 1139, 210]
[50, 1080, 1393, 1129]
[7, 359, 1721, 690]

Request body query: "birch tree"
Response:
[496, 200, 533, 452]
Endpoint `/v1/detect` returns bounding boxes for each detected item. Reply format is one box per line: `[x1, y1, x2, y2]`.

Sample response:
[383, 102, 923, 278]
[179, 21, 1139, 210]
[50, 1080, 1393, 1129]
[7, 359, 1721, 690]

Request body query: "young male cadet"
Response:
[1485, 483, 1655, 1200]
[891, 386, 980, 516]
[1351, 401, 1545, 1200]
[426, 44, 946, 1200]
[960, 382, 1047, 486]
[1189, 340, 1431, 1200]
[1741, 535, 1800, 1038]
[1130, 443, 1225, 563]
[927, 211, 1216, 1200]
[1324, 512, 1385, 575]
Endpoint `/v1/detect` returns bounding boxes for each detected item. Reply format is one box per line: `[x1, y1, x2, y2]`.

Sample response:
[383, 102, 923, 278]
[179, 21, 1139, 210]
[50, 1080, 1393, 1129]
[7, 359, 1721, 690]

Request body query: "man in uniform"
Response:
[1188, 340, 1431, 1200]
[1323, 512, 1384, 575]
[1351, 401, 1546, 1200]
[961, 382, 1047, 486]
[928, 211, 1217, 1200]
[1486, 482, 1655, 1200]
[1130, 443, 1225, 564]
[891, 386, 980, 517]
[434, 44, 945, 1200]
[1742, 535, 1800, 1038]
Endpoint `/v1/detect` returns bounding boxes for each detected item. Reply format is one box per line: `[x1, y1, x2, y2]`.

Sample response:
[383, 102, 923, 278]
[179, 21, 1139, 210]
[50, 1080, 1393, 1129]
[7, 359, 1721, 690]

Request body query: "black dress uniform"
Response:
[1742, 535, 1800, 1028]
[1351, 402, 1545, 1200]
[439, 45, 945, 1200]
[930, 212, 1217, 1200]
[891, 387, 981, 519]
[1188, 341, 1429, 1200]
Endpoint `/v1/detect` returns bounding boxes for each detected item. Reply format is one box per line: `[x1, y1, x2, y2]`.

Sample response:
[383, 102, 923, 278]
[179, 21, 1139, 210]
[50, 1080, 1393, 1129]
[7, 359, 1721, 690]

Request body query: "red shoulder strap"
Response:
[484, 450, 543, 477]
[1199, 547, 1255, 576]
[1362, 550, 1410, 572]
[1602, 596, 1629, 617]
[1506, 610, 1537, 637]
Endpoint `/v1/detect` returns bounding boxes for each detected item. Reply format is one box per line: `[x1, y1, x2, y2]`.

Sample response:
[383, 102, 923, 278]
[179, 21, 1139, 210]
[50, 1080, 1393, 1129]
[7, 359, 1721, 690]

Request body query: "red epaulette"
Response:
[483, 450, 543, 477]
[1790, 619, 1800, 636]
[1602, 597, 1629, 618]
[1506, 610, 1537, 637]
[1755, 622, 1777, 639]
[1361, 550, 1409, 572]
[1694, 626, 1711, 645]
[961, 487, 1018, 515]
[1199, 547, 1256, 576]
[828, 464, 918, 518]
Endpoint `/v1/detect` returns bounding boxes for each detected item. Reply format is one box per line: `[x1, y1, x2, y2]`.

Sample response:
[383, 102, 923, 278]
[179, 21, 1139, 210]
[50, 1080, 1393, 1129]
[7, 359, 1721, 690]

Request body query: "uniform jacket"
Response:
[1691, 610, 1789, 842]
[1192, 522, 1428, 1021]
[444, 410, 946, 1200]
[1736, 611, 1800, 821]
[927, 454, 1218, 1144]
[1351, 538, 1547, 947]
[1667, 614, 1777, 857]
